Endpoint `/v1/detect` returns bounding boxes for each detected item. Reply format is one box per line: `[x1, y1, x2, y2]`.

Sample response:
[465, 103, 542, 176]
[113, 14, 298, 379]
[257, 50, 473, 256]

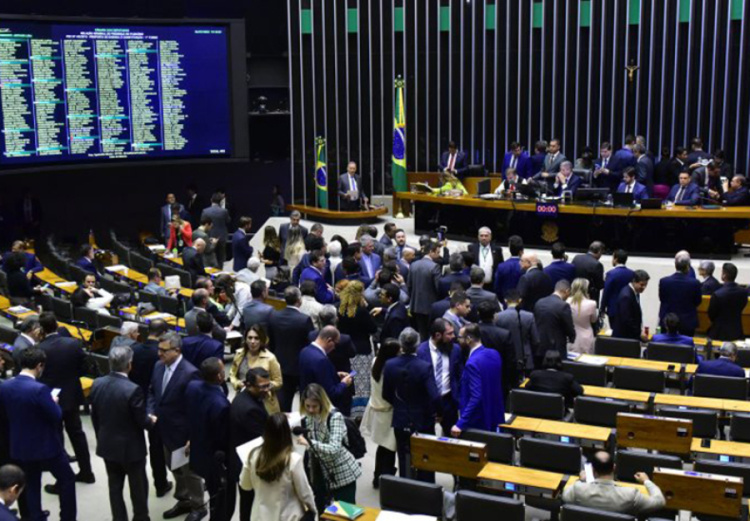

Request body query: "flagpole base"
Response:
[395, 212, 405, 219]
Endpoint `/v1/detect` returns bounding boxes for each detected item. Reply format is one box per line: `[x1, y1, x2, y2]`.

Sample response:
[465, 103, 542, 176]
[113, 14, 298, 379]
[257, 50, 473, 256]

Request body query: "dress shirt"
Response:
[478, 245, 493, 283]
[362, 254, 375, 279]
[428, 341, 451, 396]
[676, 186, 685, 202]
[509, 155, 517, 170]
[468, 344, 482, 359]
[448, 153, 456, 171]
[20, 333, 35, 346]
[625, 182, 634, 193]
[312, 342, 326, 356]
[163, 355, 183, 390]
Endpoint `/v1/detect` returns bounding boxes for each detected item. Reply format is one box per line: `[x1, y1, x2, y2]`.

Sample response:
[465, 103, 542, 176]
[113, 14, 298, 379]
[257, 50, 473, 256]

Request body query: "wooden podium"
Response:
[410, 433, 488, 479]
[616, 413, 693, 455]
[653, 467, 743, 518]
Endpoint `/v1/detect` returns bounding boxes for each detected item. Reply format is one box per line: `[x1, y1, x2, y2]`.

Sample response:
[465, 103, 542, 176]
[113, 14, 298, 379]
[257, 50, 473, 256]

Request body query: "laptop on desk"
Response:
[640, 198, 663, 210]
[613, 192, 634, 207]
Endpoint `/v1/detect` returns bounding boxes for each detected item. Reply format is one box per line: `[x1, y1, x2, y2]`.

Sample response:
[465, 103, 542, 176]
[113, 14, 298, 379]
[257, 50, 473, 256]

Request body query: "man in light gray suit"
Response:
[407, 240, 442, 340]
[533, 138, 567, 190]
[495, 289, 539, 373]
[562, 451, 665, 516]
[200, 193, 231, 268]
[465, 267, 499, 316]
[184, 289, 227, 343]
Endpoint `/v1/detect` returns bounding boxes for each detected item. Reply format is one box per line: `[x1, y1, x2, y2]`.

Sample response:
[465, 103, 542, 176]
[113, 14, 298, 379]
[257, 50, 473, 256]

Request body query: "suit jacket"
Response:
[533, 295, 576, 358]
[337, 173, 367, 200]
[635, 155, 655, 188]
[612, 285, 642, 340]
[572, 253, 605, 306]
[530, 152, 546, 176]
[696, 357, 746, 378]
[650, 333, 693, 347]
[478, 322, 518, 395]
[230, 390, 268, 478]
[241, 300, 274, 330]
[543, 153, 566, 174]
[553, 174, 583, 196]
[307, 330, 356, 374]
[658, 272, 702, 332]
[90, 373, 150, 463]
[518, 267, 554, 312]
[722, 187, 750, 206]
[407, 256, 441, 315]
[268, 307, 315, 376]
[298, 344, 349, 410]
[495, 307, 539, 371]
[380, 302, 409, 344]
[456, 346, 504, 431]
[186, 194, 206, 227]
[1, 252, 42, 275]
[130, 340, 159, 393]
[181, 334, 224, 369]
[494, 256, 523, 302]
[75, 256, 99, 279]
[11, 334, 33, 373]
[358, 253, 382, 285]
[0, 503, 18, 521]
[428, 297, 451, 325]
[437, 272, 471, 300]
[382, 354, 440, 430]
[184, 307, 227, 342]
[182, 246, 207, 281]
[300, 266, 334, 304]
[0, 374, 64, 461]
[186, 380, 230, 479]
[416, 341, 463, 405]
[616, 181, 649, 201]
[527, 369, 583, 407]
[147, 357, 200, 450]
[666, 182, 700, 205]
[231, 230, 254, 273]
[200, 205, 231, 242]
[610, 148, 637, 177]
[439, 150, 469, 176]
[293, 253, 333, 286]
[468, 242, 504, 280]
[543, 260, 577, 286]
[161, 203, 186, 239]
[279, 223, 309, 254]
[602, 266, 635, 317]
[466, 286, 499, 312]
[708, 282, 748, 340]
[502, 151, 532, 179]
[701, 276, 722, 296]
[37, 333, 85, 411]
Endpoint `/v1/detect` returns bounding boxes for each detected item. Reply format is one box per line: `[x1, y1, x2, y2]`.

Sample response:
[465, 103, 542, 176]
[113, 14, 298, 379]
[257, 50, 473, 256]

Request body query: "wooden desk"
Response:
[697, 293, 750, 335]
[158, 252, 220, 276]
[616, 413, 693, 455]
[691, 438, 750, 463]
[564, 476, 648, 496]
[653, 467, 743, 518]
[577, 354, 695, 375]
[105, 266, 192, 298]
[321, 507, 381, 521]
[34, 268, 77, 294]
[580, 385, 651, 406]
[410, 434, 488, 478]
[654, 393, 726, 413]
[0, 300, 92, 341]
[502, 416, 611, 448]
[478, 462, 564, 498]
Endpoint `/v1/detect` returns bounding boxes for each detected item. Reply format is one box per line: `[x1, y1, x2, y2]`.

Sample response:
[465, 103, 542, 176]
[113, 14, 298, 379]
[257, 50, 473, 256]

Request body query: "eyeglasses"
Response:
[158, 347, 176, 353]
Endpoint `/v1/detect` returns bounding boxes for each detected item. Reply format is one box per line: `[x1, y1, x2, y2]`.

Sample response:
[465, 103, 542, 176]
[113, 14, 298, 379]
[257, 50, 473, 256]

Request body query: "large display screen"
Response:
[0, 18, 241, 168]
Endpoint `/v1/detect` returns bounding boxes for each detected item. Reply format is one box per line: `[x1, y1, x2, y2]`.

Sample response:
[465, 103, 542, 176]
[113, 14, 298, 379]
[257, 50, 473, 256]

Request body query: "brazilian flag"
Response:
[315, 136, 328, 209]
[392, 77, 407, 192]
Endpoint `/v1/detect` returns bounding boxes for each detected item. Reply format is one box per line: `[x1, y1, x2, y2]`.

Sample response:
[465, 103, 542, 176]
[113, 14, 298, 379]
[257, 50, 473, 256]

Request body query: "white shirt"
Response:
[477, 244, 494, 283]
[468, 344, 482, 359]
[428, 341, 451, 395]
[163, 355, 183, 390]
[312, 341, 327, 356]
[86, 288, 114, 315]
[20, 333, 36, 346]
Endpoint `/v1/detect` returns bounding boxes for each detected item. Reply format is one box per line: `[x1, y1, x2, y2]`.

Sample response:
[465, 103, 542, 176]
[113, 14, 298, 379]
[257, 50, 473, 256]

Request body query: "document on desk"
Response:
[56, 281, 77, 288]
[578, 354, 609, 365]
[171, 446, 190, 470]
[376, 511, 437, 521]
[105, 265, 128, 273]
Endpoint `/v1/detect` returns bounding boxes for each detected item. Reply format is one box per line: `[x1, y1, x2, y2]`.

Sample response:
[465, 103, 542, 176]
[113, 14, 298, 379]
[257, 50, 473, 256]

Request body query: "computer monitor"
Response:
[613, 192, 635, 207]
[575, 188, 610, 203]
[466, 164, 486, 177]
[476, 179, 491, 195]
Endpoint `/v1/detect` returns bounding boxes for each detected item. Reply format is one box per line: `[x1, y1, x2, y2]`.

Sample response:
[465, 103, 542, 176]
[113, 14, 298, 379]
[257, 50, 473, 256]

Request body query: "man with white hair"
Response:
[698, 260, 720, 295]
[675, 250, 697, 278]
[467, 227, 503, 289]
[236, 257, 262, 286]
[111, 322, 140, 349]
[553, 161, 583, 196]
[696, 342, 745, 378]
[359, 235, 382, 285]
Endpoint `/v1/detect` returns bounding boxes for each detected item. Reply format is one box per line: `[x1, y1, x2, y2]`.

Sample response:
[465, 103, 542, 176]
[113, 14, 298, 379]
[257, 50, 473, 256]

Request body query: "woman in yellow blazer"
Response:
[229, 325, 283, 413]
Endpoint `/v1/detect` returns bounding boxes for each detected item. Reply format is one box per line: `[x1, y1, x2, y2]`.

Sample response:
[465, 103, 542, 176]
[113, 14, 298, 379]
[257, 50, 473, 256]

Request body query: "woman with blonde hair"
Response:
[567, 277, 599, 354]
[229, 325, 282, 412]
[283, 225, 306, 271]
[240, 413, 317, 521]
[337, 280, 377, 418]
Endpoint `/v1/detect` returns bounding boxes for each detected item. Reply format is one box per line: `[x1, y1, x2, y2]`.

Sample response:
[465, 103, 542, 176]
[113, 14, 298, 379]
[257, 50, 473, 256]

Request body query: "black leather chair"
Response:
[157, 263, 192, 289]
[646, 342, 697, 364]
[615, 450, 682, 483]
[574, 396, 631, 428]
[735, 349, 750, 368]
[659, 406, 718, 439]
[509, 389, 566, 420]
[35, 292, 52, 312]
[595, 337, 641, 358]
[100, 278, 132, 296]
[560, 504, 636, 521]
[0, 324, 18, 345]
[612, 366, 665, 393]
[138, 290, 160, 308]
[379, 476, 443, 517]
[86, 351, 111, 377]
[693, 374, 748, 400]
[520, 438, 581, 518]
[68, 264, 89, 285]
[158, 295, 182, 317]
[562, 360, 608, 386]
[731, 413, 750, 442]
[51, 296, 73, 321]
[129, 252, 153, 274]
[97, 314, 122, 330]
[73, 306, 99, 330]
[461, 430, 514, 464]
[455, 490, 524, 521]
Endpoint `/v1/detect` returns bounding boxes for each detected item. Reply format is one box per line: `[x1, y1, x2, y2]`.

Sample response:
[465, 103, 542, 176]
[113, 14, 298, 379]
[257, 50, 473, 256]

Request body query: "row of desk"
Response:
[0, 295, 92, 342]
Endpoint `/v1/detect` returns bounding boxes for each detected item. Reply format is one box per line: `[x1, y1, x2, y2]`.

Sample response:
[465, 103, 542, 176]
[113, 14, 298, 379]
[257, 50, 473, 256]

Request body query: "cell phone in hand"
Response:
[51, 388, 61, 399]
[349, 370, 358, 377]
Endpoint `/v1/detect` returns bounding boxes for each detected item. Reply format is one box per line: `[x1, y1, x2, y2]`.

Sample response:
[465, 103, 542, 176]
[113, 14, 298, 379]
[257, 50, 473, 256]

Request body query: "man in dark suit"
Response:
[0, 464, 25, 521]
[185, 184, 206, 227]
[278, 211, 309, 254]
[130, 320, 172, 497]
[468, 227, 503, 290]
[90, 345, 154, 521]
[496, 289, 539, 374]
[185, 289, 227, 342]
[572, 241, 605, 307]
[11, 316, 40, 374]
[533, 280, 576, 365]
[658, 255, 702, 336]
[608, 137, 638, 183]
[161, 193, 185, 240]
[267, 286, 315, 411]
[231, 216, 254, 273]
[186, 358, 233, 521]
[651, 314, 695, 347]
[477, 301, 517, 398]
[416, 319, 463, 436]
[181, 312, 224, 369]
[698, 261, 721, 295]
[298, 327, 353, 412]
[299, 250, 335, 304]
[696, 342, 745, 378]
[663, 147, 690, 187]
[147, 332, 204, 521]
[230, 368, 270, 521]
[612, 269, 650, 341]
[466, 267, 499, 315]
[437, 253, 471, 300]
[451, 324, 504, 435]
[544, 242, 577, 286]
[407, 241, 442, 340]
[616, 167, 649, 201]
[338, 161, 368, 211]
[708, 263, 748, 341]
[526, 350, 584, 407]
[378, 283, 410, 344]
[439, 141, 468, 178]
[592, 142, 618, 191]
[36, 313, 95, 486]
[666, 172, 700, 205]
[502, 142, 532, 179]
[0, 348, 77, 521]
[722, 175, 750, 206]
[75, 244, 100, 280]
[517, 253, 554, 312]
[493, 235, 525, 302]
[533, 138, 566, 185]
[552, 161, 583, 196]
[602, 249, 634, 322]
[241, 280, 274, 330]
[182, 239, 208, 282]
[379, 222, 397, 248]
[382, 328, 440, 482]
[200, 193, 231, 268]
[633, 144, 654, 189]
[530, 140, 548, 176]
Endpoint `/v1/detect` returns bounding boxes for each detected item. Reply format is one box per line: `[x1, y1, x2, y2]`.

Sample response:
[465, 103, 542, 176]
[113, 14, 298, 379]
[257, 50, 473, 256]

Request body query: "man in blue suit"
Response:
[601, 250, 634, 323]
[553, 161, 583, 196]
[610, 136, 637, 178]
[651, 313, 695, 347]
[451, 324, 504, 435]
[291, 236, 332, 286]
[75, 244, 100, 280]
[299, 250, 335, 304]
[666, 172, 701, 205]
[494, 235, 524, 303]
[658, 255, 702, 336]
[181, 312, 224, 370]
[383, 328, 440, 482]
[696, 342, 745, 378]
[438, 253, 471, 299]
[502, 142, 532, 179]
[617, 167, 649, 202]
[298, 327, 353, 414]
[147, 332, 205, 521]
[231, 216, 254, 273]
[241, 280, 274, 330]
[722, 175, 750, 206]
[0, 464, 26, 521]
[377, 283, 410, 344]
[358, 236, 382, 285]
[1, 241, 42, 276]
[186, 358, 234, 521]
[0, 348, 77, 521]
[440, 141, 468, 177]
[160, 193, 186, 240]
[634, 144, 654, 189]
[416, 318, 463, 436]
[544, 242, 577, 286]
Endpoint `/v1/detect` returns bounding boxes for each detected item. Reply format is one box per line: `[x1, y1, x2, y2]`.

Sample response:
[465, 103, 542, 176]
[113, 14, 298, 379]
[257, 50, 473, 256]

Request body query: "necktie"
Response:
[349, 175, 356, 192]
[510, 156, 517, 169]
[627, 184, 632, 194]
[676, 187, 685, 202]
[162, 365, 171, 392]
[435, 351, 443, 395]
[603, 158, 608, 168]
[448, 154, 456, 171]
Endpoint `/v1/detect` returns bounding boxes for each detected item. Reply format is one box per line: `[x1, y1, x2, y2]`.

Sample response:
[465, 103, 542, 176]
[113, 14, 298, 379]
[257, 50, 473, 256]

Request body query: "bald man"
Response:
[182, 238, 207, 281]
[517, 253, 553, 312]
